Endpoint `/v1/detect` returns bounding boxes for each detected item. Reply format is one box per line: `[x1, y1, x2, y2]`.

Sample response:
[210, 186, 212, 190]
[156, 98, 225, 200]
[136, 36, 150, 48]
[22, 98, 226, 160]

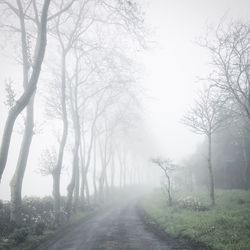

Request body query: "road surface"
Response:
[36, 200, 206, 250]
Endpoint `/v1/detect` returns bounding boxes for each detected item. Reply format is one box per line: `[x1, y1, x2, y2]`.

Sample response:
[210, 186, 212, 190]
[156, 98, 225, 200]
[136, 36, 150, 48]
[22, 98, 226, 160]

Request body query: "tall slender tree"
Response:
[182, 87, 229, 205]
[203, 21, 250, 188]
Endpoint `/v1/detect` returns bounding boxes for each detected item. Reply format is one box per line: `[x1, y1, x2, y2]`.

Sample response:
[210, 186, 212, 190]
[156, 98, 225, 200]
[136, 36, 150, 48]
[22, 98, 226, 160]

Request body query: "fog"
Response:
[0, 1, 250, 249]
[0, 0, 249, 201]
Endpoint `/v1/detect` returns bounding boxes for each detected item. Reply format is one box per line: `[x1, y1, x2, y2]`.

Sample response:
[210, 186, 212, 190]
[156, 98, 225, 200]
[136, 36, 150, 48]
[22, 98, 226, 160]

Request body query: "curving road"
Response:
[36, 199, 205, 250]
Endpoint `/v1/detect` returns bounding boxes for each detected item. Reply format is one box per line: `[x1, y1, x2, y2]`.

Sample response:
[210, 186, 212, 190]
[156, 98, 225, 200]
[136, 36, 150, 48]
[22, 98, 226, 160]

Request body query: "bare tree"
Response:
[92, 133, 98, 202]
[151, 158, 176, 206]
[80, 90, 108, 205]
[49, 0, 96, 222]
[66, 87, 80, 216]
[203, 21, 250, 188]
[65, 50, 84, 215]
[182, 87, 229, 205]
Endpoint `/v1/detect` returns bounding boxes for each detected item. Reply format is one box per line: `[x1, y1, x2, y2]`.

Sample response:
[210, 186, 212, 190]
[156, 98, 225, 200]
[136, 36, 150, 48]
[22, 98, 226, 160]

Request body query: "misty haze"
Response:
[0, 0, 250, 250]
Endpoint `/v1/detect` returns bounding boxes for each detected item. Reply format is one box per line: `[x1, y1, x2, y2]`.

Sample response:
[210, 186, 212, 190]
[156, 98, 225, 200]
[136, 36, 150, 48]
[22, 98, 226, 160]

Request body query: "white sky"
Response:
[142, 0, 250, 158]
[0, 0, 250, 200]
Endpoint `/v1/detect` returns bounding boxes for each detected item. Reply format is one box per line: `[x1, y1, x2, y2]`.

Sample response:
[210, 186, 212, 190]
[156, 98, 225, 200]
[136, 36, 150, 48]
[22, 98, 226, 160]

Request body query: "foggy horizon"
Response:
[1, 0, 249, 200]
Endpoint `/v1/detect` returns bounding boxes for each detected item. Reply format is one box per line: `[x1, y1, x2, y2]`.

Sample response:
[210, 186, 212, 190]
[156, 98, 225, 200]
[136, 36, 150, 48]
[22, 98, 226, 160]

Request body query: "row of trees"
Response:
[0, 0, 146, 226]
[182, 20, 250, 205]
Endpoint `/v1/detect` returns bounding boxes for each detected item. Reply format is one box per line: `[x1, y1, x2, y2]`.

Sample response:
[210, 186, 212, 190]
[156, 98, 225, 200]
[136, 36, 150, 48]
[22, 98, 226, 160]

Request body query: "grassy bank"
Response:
[141, 189, 250, 250]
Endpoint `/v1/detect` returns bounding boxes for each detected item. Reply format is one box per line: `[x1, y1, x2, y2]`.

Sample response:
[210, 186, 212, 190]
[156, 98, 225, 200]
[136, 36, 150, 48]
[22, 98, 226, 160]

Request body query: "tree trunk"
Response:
[10, 95, 35, 224]
[80, 142, 93, 205]
[111, 152, 115, 190]
[52, 170, 61, 222]
[80, 170, 90, 206]
[99, 173, 105, 202]
[66, 149, 78, 218]
[245, 150, 250, 189]
[119, 152, 123, 190]
[80, 181, 85, 205]
[66, 110, 80, 217]
[93, 137, 97, 202]
[104, 170, 109, 197]
[53, 52, 68, 225]
[98, 136, 105, 202]
[80, 170, 85, 204]
[73, 159, 80, 210]
[72, 116, 80, 211]
[79, 135, 86, 204]
[208, 133, 215, 206]
[242, 128, 250, 190]
[99, 163, 108, 202]
[85, 176, 90, 204]
[80, 119, 96, 204]
[165, 174, 172, 206]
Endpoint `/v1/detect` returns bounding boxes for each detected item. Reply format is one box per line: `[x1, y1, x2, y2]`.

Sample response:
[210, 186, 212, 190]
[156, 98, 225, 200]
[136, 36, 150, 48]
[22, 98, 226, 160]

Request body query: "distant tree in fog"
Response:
[49, 0, 97, 223]
[182, 86, 229, 205]
[151, 157, 176, 206]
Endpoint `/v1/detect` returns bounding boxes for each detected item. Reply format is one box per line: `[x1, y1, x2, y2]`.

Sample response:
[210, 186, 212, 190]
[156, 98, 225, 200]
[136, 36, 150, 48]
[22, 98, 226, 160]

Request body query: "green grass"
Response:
[141, 189, 250, 250]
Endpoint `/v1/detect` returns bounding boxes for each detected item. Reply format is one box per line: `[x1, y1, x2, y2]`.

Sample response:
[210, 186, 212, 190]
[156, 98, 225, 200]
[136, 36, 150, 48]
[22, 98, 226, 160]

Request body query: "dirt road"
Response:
[36, 200, 205, 250]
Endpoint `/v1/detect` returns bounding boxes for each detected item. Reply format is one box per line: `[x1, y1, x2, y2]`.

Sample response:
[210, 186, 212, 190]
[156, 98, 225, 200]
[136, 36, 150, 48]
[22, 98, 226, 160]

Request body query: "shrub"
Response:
[11, 227, 29, 244]
[0, 201, 13, 238]
[0, 197, 57, 241]
[0, 196, 72, 242]
[21, 196, 55, 229]
[174, 196, 209, 211]
[237, 198, 246, 205]
[34, 222, 46, 235]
